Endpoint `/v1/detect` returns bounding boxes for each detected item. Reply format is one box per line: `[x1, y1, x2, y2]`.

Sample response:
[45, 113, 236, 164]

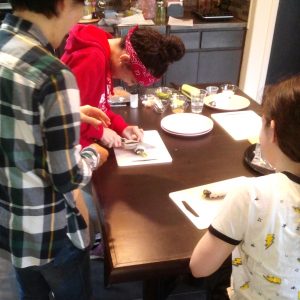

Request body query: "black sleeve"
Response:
[208, 225, 241, 246]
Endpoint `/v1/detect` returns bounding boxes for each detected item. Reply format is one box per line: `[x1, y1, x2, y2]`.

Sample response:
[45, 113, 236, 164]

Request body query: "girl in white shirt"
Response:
[190, 75, 300, 300]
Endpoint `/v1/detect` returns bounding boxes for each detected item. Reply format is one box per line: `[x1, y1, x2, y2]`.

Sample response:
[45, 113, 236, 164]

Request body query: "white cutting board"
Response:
[114, 130, 172, 167]
[211, 110, 261, 141]
[169, 176, 246, 229]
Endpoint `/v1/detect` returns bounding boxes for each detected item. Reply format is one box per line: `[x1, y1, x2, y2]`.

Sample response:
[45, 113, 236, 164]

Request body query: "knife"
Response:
[182, 200, 199, 217]
[121, 138, 156, 150]
[131, 158, 158, 162]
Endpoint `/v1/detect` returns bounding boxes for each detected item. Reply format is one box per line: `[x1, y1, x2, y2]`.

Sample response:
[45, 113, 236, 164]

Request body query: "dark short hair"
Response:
[262, 75, 300, 162]
[9, 0, 84, 18]
[120, 27, 185, 78]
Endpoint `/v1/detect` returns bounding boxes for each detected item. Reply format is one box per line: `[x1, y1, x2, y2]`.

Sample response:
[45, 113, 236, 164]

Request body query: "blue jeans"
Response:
[14, 238, 92, 300]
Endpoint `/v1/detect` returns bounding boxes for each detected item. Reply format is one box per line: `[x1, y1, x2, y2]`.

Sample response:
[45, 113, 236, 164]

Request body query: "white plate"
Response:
[161, 113, 214, 136]
[162, 127, 211, 137]
[108, 95, 130, 104]
[108, 87, 130, 104]
[161, 125, 212, 137]
[204, 94, 250, 111]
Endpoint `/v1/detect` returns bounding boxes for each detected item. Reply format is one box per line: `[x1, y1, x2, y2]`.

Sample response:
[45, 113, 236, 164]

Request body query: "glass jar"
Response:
[155, 1, 166, 25]
[142, 0, 156, 20]
[83, 0, 93, 19]
[96, 0, 106, 18]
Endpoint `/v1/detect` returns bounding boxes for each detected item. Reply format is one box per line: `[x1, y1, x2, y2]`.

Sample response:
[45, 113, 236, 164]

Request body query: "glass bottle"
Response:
[155, 1, 166, 25]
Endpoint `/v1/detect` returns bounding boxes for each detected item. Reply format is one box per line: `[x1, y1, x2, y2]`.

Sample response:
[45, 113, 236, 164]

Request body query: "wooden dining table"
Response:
[92, 84, 263, 299]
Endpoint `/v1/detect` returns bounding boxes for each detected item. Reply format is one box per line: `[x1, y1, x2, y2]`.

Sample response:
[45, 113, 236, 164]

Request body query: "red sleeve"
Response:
[62, 40, 128, 143]
[106, 109, 128, 136]
[71, 51, 128, 137]
[64, 49, 106, 146]
[79, 123, 104, 148]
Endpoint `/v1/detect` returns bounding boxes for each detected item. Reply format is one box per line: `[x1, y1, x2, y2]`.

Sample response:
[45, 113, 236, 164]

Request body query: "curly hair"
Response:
[262, 75, 300, 162]
[9, 0, 84, 17]
[121, 27, 185, 78]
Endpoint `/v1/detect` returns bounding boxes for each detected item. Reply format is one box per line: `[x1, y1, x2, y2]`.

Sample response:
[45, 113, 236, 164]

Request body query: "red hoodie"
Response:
[61, 24, 128, 148]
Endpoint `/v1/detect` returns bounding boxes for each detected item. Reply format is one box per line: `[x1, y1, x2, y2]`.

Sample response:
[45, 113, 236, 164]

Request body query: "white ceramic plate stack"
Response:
[204, 94, 250, 111]
[160, 113, 214, 137]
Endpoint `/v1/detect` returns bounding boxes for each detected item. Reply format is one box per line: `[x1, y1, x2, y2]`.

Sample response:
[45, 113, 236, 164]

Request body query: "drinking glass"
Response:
[206, 86, 219, 95]
[130, 93, 139, 108]
[220, 84, 237, 99]
[191, 89, 207, 113]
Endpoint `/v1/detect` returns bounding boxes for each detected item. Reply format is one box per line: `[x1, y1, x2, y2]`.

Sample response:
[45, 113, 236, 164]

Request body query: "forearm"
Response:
[190, 231, 235, 277]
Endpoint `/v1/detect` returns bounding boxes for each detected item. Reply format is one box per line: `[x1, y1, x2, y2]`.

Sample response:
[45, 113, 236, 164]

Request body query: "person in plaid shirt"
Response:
[0, 0, 108, 299]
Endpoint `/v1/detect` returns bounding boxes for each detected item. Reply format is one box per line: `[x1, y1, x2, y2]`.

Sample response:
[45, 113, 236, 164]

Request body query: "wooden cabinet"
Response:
[165, 27, 246, 85]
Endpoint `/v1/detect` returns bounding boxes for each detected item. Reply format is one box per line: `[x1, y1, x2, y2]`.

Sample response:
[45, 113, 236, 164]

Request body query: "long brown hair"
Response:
[262, 75, 300, 162]
[121, 27, 185, 78]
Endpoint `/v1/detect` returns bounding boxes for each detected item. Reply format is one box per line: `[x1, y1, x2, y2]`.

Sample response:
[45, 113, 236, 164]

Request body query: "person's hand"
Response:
[80, 105, 110, 128]
[122, 126, 144, 142]
[100, 128, 122, 148]
[89, 143, 109, 167]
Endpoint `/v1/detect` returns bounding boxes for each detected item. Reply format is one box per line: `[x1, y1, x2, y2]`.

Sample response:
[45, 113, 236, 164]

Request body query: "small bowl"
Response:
[155, 87, 173, 100]
[152, 99, 169, 114]
[206, 86, 219, 95]
[141, 94, 157, 108]
[170, 94, 188, 113]
[219, 84, 238, 99]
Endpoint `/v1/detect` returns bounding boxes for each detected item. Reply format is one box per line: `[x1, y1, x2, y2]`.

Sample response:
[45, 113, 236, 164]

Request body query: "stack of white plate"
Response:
[160, 113, 214, 137]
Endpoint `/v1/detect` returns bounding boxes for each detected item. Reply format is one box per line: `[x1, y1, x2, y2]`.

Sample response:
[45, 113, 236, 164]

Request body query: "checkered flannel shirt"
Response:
[0, 14, 98, 268]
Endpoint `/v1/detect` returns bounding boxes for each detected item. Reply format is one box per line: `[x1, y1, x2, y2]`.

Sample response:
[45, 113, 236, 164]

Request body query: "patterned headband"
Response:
[125, 25, 160, 86]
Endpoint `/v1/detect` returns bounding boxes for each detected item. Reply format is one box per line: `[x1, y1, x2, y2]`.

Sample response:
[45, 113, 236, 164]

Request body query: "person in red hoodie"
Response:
[61, 24, 185, 148]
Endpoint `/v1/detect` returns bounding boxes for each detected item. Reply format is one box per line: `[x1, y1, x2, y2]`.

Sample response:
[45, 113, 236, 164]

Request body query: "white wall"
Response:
[239, 0, 279, 103]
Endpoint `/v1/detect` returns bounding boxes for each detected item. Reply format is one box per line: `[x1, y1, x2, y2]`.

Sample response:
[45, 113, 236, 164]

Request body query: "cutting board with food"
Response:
[169, 176, 246, 229]
[114, 130, 172, 167]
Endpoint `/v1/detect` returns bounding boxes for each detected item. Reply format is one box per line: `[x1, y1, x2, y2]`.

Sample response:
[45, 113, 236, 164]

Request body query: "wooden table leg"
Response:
[143, 276, 178, 300]
[143, 279, 165, 300]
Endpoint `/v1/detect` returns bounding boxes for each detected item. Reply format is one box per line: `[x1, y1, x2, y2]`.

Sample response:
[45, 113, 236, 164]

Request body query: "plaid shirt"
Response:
[0, 14, 98, 268]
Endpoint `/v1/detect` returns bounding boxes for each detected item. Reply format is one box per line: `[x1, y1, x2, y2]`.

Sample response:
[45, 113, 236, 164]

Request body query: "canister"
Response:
[156, 1, 166, 25]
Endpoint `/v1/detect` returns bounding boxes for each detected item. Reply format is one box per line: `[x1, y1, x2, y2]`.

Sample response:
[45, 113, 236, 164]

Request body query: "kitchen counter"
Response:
[168, 10, 247, 30]
[98, 10, 247, 86]
[99, 9, 246, 35]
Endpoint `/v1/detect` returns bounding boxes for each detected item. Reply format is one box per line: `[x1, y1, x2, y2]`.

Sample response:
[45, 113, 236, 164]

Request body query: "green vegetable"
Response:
[156, 92, 170, 99]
